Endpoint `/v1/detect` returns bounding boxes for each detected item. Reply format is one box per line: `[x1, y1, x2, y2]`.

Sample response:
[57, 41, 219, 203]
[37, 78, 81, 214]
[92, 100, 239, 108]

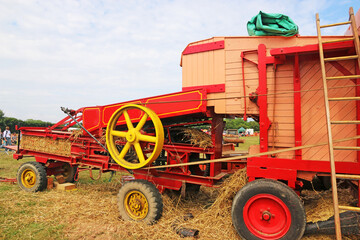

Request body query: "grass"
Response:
[236, 135, 259, 151]
[0, 147, 357, 240]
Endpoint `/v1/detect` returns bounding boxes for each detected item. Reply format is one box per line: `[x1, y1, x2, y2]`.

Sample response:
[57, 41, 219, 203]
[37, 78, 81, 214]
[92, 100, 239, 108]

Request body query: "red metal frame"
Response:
[13, 38, 360, 196]
[293, 54, 302, 160]
[182, 40, 224, 55]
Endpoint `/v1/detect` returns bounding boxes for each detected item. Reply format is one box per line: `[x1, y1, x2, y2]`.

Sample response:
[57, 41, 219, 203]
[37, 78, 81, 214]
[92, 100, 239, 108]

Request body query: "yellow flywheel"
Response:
[106, 104, 164, 169]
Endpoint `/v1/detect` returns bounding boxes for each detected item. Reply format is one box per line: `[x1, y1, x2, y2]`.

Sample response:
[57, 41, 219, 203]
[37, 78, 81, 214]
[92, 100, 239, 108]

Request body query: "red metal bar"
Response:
[293, 54, 302, 160]
[182, 84, 225, 93]
[210, 113, 223, 177]
[182, 40, 224, 55]
[271, 40, 355, 56]
[356, 64, 360, 164]
[249, 157, 360, 174]
[241, 52, 248, 121]
[257, 44, 271, 154]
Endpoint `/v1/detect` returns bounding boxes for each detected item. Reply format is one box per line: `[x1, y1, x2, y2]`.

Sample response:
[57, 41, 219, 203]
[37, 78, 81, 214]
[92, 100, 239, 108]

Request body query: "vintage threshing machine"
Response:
[12, 8, 360, 240]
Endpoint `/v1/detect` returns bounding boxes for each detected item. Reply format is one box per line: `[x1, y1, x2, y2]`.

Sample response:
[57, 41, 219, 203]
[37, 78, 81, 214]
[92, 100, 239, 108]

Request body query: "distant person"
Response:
[3, 126, 11, 152]
[11, 133, 17, 145]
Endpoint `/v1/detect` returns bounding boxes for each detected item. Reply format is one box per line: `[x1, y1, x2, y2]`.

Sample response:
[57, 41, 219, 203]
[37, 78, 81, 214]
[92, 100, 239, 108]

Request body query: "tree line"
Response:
[225, 118, 259, 131]
[0, 110, 53, 133]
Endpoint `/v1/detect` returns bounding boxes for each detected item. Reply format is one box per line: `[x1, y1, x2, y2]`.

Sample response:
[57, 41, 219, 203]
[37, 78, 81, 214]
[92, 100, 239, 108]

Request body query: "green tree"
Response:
[225, 118, 259, 131]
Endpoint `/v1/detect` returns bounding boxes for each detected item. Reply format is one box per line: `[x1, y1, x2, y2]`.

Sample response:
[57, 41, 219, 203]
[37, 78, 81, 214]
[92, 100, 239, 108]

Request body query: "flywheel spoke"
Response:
[134, 142, 145, 163]
[111, 130, 127, 138]
[136, 113, 148, 131]
[123, 110, 134, 130]
[138, 134, 157, 143]
[118, 142, 131, 160]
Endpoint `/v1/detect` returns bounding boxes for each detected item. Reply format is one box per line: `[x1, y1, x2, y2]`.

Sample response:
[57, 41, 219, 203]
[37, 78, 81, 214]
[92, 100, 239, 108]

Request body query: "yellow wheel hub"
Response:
[124, 190, 149, 220]
[21, 169, 36, 188]
[106, 104, 164, 169]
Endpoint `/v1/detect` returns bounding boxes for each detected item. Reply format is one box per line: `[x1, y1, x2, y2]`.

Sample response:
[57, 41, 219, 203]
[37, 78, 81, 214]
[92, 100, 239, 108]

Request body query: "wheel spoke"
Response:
[138, 134, 157, 143]
[118, 142, 131, 160]
[111, 130, 127, 138]
[124, 110, 134, 130]
[136, 113, 148, 131]
[134, 142, 145, 163]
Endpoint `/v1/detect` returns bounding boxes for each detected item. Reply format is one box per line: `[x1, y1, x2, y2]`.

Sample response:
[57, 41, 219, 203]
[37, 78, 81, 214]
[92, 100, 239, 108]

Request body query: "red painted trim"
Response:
[248, 157, 360, 174]
[182, 40, 224, 55]
[356, 65, 360, 163]
[270, 41, 354, 56]
[293, 54, 302, 160]
[182, 83, 225, 93]
[241, 52, 248, 121]
[257, 44, 271, 154]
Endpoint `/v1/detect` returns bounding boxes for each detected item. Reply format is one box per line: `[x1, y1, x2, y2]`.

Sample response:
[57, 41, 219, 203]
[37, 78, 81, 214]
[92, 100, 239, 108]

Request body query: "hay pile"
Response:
[18, 168, 358, 240]
[176, 128, 213, 148]
[20, 135, 71, 157]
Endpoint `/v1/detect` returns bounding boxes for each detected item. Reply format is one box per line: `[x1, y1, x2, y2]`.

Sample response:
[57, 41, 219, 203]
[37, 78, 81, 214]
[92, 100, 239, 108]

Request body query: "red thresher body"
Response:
[12, 8, 360, 240]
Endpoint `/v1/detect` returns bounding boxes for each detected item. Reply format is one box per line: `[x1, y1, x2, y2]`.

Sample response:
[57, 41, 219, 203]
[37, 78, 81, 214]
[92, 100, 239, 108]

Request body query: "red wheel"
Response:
[243, 194, 291, 239]
[232, 179, 306, 240]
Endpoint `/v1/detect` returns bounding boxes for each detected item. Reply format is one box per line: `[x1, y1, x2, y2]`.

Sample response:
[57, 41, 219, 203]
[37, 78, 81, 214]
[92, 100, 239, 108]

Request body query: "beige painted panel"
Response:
[182, 36, 358, 162]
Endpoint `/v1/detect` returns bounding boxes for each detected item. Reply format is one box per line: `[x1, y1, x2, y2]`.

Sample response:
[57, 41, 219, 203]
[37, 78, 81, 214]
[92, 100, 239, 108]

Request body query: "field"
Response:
[236, 136, 259, 151]
[0, 146, 359, 240]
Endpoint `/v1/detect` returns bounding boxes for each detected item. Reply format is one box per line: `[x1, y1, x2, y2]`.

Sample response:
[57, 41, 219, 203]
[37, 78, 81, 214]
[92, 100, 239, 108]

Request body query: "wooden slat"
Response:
[327, 75, 360, 80]
[320, 21, 351, 28]
[338, 206, 360, 212]
[333, 146, 360, 150]
[322, 37, 354, 44]
[336, 174, 360, 180]
[331, 120, 360, 124]
[329, 97, 360, 101]
[324, 55, 358, 62]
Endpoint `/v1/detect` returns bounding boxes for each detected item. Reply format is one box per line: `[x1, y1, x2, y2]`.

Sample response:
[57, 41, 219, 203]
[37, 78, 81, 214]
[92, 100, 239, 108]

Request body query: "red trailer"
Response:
[13, 8, 360, 240]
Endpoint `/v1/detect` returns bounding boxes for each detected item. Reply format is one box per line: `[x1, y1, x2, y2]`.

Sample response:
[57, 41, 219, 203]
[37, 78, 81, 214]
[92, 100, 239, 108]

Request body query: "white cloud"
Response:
[0, 0, 359, 122]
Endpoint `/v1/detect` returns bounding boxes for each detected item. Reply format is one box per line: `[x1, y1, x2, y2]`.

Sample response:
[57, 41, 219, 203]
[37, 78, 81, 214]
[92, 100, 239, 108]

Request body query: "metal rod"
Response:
[61, 107, 108, 152]
[147, 135, 360, 169]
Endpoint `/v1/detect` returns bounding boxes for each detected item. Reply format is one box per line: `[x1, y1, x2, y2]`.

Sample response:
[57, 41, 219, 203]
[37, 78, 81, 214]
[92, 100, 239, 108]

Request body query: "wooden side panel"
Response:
[181, 35, 358, 162]
[182, 37, 226, 113]
[268, 63, 295, 148]
[300, 59, 357, 162]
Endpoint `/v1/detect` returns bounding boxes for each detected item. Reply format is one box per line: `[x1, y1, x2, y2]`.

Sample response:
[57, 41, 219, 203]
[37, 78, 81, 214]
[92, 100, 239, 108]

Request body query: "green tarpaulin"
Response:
[247, 11, 299, 37]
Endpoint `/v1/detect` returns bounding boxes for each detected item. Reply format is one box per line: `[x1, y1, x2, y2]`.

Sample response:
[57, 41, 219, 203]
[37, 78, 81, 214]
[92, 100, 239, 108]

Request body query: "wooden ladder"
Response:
[316, 7, 360, 240]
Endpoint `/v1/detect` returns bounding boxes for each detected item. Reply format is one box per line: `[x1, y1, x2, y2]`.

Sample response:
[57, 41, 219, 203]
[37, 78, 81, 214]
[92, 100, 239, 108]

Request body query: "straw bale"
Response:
[20, 135, 71, 156]
[175, 127, 213, 148]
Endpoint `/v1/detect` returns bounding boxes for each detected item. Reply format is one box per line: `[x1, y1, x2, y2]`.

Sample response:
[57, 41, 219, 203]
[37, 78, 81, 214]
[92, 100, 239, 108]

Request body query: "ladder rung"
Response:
[329, 97, 360, 101]
[327, 75, 360, 80]
[336, 174, 360, 180]
[324, 55, 359, 62]
[320, 21, 352, 28]
[333, 146, 360, 150]
[331, 120, 360, 124]
[322, 37, 354, 44]
[338, 205, 360, 212]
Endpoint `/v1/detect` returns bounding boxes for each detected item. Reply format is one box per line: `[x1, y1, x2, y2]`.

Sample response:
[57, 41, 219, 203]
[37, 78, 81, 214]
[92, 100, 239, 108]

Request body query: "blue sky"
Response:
[0, 0, 359, 122]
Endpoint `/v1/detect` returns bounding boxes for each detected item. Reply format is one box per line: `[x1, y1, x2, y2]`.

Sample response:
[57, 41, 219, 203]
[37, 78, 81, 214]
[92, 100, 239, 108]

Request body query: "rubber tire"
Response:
[61, 163, 78, 183]
[118, 179, 163, 224]
[231, 179, 306, 240]
[17, 162, 48, 192]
